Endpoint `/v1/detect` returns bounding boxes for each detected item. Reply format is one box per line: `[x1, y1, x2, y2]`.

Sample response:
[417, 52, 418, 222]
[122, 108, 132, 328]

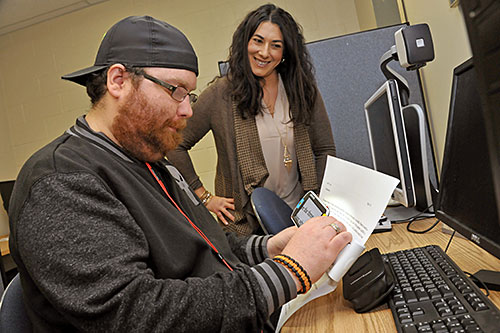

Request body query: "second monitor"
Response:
[365, 79, 415, 208]
[364, 79, 435, 212]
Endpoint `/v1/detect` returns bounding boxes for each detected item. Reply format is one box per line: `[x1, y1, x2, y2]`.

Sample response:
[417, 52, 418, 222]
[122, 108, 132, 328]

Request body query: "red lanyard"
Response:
[145, 162, 233, 271]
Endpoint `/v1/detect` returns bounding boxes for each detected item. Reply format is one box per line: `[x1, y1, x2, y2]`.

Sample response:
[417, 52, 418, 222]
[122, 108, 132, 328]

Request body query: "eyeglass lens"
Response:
[171, 86, 197, 104]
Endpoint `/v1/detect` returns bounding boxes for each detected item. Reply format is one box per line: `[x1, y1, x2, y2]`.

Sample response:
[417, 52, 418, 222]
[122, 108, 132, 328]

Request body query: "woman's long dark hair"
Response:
[227, 4, 318, 125]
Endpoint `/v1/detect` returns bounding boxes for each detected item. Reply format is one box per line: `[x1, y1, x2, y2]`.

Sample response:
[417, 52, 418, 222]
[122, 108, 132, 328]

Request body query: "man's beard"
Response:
[111, 87, 186, 162]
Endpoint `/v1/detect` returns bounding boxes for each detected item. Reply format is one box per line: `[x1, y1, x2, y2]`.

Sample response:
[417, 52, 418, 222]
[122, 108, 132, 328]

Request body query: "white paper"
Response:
[276, 156, 399, 331]
[319, 156, 399, 244]
[276, 273, 338, 331]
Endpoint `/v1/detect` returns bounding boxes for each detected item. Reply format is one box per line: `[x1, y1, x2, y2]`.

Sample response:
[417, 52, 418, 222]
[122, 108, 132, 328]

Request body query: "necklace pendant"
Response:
[283, 149, 292, 171]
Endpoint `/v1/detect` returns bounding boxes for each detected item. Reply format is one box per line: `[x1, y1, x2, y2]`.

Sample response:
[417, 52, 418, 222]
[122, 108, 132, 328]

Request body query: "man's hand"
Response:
[267, 226, 297, 258]
[277, 216, 352, 291]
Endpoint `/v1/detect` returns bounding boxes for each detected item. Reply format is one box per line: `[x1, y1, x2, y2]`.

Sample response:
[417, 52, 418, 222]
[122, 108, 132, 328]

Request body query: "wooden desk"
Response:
[282, 219, 500, 332]
[0, 234, 9, 256]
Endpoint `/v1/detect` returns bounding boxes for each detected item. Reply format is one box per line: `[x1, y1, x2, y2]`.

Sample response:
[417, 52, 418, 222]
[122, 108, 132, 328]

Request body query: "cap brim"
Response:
[61, 65, 108, 86]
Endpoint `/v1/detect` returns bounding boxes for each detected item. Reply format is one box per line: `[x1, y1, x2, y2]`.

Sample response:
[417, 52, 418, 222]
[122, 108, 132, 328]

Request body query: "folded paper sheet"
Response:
[276, 156, 399, 331]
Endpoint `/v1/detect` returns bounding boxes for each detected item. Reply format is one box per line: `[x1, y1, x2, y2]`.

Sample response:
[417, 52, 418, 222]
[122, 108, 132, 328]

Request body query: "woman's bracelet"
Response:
[272, 254, 312, 294]
[200, 190, 213, 206]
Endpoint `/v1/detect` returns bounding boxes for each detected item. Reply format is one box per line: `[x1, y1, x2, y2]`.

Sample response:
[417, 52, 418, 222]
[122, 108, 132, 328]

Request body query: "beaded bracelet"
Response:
[273, 254, 312, 294]
[280, 254, 312, 293]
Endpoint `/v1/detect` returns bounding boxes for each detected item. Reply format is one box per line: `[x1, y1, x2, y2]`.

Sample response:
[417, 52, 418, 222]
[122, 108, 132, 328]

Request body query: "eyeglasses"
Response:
[142, 73, 198, 104]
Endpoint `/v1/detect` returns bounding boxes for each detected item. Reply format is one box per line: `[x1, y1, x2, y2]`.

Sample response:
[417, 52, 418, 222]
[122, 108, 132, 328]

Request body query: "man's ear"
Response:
[106, 64, 129, 98]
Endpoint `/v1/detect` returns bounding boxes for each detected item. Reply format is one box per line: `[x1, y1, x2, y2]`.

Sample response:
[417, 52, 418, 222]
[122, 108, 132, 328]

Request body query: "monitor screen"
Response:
[0, 180, 15, 213]
[365, 79, 415, 207]
[435, 58, 500, 260]
[218, 61, 229, 76]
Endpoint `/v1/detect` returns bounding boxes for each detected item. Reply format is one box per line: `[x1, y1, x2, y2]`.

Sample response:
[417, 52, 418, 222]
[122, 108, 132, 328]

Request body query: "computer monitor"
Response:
[365, 79, 416, 208]
[0, 180, 15, 213]
[460, 0, 500, 219]
[218, 61, 229, 76]
[435, 58, 500, 260]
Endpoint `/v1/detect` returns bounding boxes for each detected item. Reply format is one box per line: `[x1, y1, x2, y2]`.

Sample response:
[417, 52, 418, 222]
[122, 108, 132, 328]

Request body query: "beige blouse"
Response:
[255, 75, 304, 208]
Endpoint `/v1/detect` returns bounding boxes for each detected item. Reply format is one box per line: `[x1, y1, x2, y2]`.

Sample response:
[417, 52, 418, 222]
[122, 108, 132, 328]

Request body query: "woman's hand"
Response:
[205, 195, 235, 225]
[195, 187, 235, 225]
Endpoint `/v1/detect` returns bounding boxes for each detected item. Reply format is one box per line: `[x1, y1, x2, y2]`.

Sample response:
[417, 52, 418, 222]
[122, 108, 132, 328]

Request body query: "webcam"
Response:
[395, 24, 435, 70]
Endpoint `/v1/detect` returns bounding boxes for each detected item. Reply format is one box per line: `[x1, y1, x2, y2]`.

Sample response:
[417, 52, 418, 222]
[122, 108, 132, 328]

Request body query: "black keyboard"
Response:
[383, 245, 500, 333]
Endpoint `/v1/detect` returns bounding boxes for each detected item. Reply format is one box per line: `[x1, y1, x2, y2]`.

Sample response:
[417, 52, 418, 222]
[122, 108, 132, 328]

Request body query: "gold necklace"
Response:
[269, 109, 293, 172]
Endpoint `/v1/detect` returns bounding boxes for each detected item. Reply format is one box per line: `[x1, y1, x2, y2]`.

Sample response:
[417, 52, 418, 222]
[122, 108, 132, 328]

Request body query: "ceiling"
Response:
[0, 0, 108, 36]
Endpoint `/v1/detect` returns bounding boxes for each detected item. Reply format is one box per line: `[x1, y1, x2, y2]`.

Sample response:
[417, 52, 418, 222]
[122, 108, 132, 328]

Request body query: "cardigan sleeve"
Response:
[308, 90, 336, 186]
[14, 172, 295, 332]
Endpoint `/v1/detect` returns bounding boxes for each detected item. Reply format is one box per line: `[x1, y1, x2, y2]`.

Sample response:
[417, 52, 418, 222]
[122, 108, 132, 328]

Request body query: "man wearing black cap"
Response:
[8, 16, 351, 332]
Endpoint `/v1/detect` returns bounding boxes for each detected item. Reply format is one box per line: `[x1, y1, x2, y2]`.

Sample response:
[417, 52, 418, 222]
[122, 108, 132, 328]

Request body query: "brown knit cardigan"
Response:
[167, 77, 336, 235]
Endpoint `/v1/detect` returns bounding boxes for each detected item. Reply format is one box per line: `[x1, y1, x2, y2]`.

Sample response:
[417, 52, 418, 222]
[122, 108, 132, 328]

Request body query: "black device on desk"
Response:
[383, 58, 500, 333]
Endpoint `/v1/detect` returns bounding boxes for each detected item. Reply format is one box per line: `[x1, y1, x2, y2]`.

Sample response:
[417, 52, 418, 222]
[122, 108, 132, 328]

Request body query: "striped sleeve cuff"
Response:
[250, 258, 297, 316]
[244, 235, 272, 265]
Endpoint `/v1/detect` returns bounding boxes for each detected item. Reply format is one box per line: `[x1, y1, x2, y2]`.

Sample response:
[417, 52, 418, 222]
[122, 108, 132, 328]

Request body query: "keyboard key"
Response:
[473, 302, 488, 312]
[463, 324, 482, 332]
[411, 307, 425, 316]
[459, 316, 476, 327]
[449, 328, 465, 333]
[429, 289, 442, 299]
[404, 290, 418, 303]
[396, 305, 409, 313]
[416, 322, 432, 332]
[438, 285, 454, 297]
[402, 323, 418, 333]
[394, 294, 405, 306]
[415, 289, 429, 301]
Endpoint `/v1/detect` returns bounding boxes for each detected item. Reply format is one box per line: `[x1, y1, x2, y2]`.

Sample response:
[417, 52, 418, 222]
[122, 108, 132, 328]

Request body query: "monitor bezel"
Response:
[435, 58, 500, 260]
[364, 79, 416, 208]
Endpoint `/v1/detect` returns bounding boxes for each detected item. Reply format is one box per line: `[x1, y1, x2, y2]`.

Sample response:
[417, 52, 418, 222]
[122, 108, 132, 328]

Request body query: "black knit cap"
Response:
[62, 15, 198, 86]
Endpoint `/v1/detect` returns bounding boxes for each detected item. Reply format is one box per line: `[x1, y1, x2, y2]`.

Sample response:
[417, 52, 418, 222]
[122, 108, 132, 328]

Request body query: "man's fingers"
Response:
[330, 231, 352, 255]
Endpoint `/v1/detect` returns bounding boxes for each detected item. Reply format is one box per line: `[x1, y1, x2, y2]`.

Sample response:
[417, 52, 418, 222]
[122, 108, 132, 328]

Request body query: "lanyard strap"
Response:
[145, 162, 233, 271]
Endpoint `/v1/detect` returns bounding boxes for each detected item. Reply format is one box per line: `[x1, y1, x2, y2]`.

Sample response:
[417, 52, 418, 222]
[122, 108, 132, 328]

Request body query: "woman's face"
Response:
[247, 21, 284, 80]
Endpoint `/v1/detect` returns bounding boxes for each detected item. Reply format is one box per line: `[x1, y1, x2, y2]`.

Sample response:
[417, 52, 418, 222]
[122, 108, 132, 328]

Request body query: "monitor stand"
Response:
[373, 214, 392, 233]
[472, 270, 500, 291]
[402, 104, 436, 213]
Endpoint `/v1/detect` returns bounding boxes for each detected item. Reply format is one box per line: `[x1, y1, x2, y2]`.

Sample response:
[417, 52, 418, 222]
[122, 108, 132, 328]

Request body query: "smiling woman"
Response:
[247, 21, 284, 82]
[167, 4, 336, 236]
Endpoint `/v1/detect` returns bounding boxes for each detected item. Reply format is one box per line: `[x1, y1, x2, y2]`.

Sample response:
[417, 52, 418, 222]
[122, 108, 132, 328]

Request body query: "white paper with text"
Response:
[319, 156, 399, 244]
